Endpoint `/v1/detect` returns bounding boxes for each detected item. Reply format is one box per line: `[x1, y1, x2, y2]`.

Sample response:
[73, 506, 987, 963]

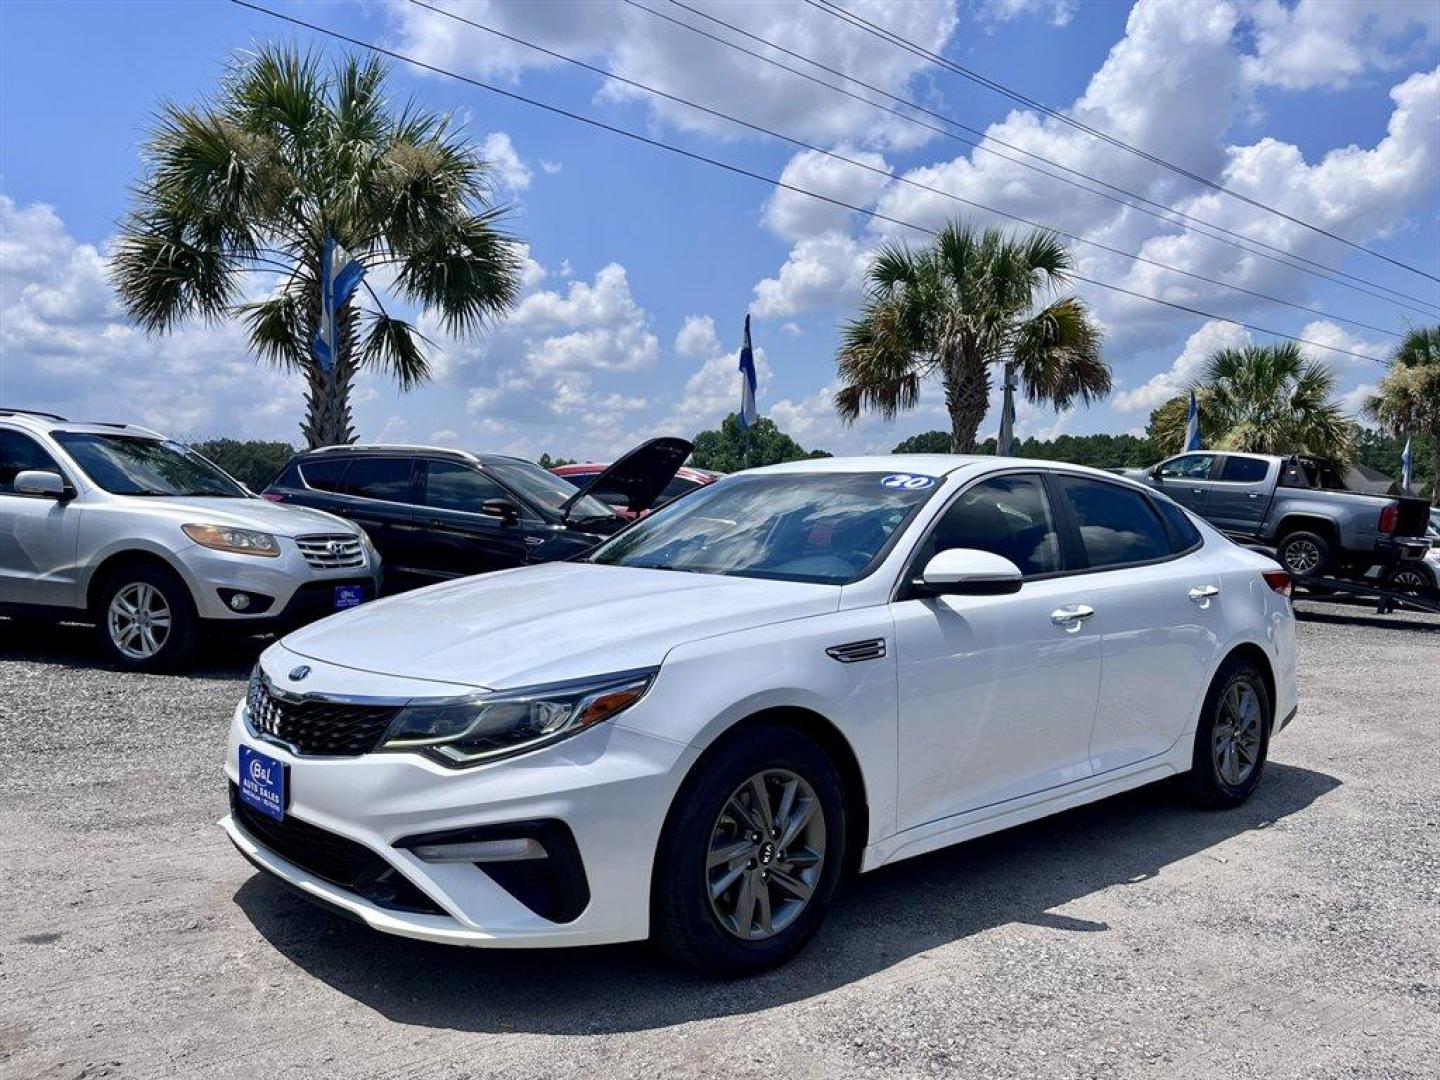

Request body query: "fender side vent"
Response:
[826, 639, 886, 663]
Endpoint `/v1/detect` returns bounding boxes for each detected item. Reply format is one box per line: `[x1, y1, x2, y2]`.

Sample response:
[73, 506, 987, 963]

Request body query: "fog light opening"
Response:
[412, 837, 548, 864]
[229, 593, 252, 611]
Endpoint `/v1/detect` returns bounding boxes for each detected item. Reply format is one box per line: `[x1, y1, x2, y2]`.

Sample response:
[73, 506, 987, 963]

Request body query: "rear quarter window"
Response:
[1153, 495, 1204, 553]
[297, 457, 350, 492]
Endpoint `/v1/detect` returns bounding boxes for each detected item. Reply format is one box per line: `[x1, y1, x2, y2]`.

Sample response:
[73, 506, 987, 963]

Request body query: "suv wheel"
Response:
[1277, 530, 1332, 579]
[653, 726, 847, 976]
[96, 565, 195, 671]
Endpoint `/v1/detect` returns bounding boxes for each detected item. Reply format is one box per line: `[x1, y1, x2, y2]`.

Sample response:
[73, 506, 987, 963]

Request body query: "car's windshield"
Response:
[588, 471, 941, 584]
[487, 459, 615, 522]
[55, 433, 246, 497]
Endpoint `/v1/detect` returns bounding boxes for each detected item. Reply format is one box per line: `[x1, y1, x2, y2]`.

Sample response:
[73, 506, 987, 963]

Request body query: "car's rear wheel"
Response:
[1386, 563, 1436, 596]
[1186, 657, 1272, 809]
[96, 564, 195, 671]
[653, 726, 846, 976]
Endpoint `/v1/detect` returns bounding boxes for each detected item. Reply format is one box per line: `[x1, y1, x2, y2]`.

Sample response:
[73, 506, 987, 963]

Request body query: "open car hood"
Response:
[561, 436, 693, 517]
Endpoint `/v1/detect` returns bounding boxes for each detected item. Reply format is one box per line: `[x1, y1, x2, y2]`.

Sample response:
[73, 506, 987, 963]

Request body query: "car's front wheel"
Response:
[653, 725, 847, 976]
[1186, 657, 1272, 809]
[95, 564, 196, 671]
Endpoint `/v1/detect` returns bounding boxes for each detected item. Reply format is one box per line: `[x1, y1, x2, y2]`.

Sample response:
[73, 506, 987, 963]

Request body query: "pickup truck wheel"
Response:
[95, 565, 196, 672]
[1277, 530, 1332, 579]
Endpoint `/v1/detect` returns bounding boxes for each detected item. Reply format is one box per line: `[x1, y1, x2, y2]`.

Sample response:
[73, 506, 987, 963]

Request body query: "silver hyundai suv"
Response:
[0, 409, 381, 670]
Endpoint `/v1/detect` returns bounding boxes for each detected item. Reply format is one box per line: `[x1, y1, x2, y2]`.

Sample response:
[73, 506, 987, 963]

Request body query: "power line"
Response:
[807, 0, 1440, 285]
[640, 0, 1440, 318]
[229, 0, 1390, 365]
[414, 0, 1401, 340]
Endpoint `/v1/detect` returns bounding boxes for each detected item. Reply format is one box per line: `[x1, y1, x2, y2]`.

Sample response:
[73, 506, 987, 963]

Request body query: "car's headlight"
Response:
[381, 668, 658, 767]
[182, 523, 280, 558]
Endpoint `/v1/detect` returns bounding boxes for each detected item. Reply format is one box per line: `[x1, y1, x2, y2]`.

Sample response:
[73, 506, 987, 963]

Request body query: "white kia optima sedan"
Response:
[222, 456, 1298, 975]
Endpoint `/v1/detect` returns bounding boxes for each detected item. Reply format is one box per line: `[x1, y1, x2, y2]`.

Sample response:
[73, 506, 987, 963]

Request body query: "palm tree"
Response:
[834, 221, 1108, 453]
[112, 46, 524, 447]
[1149, 343, 1354, 461]
[1367, 326, 1440, 504]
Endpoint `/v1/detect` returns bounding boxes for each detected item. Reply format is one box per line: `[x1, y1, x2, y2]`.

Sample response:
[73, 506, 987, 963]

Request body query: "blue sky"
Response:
[2, 0, 1437, 460]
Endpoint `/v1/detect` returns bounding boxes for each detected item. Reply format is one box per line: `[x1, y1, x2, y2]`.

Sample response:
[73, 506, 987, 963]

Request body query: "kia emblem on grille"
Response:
[289, 665, 311, 681]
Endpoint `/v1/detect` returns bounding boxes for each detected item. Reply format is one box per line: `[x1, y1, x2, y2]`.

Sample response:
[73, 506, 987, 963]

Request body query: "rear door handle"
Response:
[1247, 492, 1263, 499]
[1188, 585, 1221, 604]
[1050, 604, 1095, 631]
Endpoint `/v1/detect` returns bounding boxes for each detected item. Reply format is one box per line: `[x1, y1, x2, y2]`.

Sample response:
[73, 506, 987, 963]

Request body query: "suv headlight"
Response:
[183, 523, 280, 557]
[381, 668, 657, 767]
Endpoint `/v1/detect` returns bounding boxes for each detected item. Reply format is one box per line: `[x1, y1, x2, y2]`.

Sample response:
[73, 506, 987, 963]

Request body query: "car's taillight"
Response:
[1263, 569, 1292, 598]
[1378, 503, 1398, 534]
[260, 492, 285, 503]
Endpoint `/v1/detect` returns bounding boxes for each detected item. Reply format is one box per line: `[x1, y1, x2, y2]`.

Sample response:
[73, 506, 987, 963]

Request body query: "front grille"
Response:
[296, 533, 366, 570]
[246, 673, 400, 756]
[229, 785, 443, 915]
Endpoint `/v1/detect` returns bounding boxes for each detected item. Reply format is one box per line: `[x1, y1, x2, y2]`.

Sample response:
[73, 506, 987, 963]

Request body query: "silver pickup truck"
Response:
[1125, 451, 1433, 587]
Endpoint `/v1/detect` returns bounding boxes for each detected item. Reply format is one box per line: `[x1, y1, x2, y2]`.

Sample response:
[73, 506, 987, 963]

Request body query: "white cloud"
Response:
[1295, 320, 1391, 369]
[674, 314, 721, 361]
[764, 147, 892, 241]
[481, 131, 532, 192]
[388, 0, 960, 150]
[979, 0, 1077, 29]
[1340, 382, 1378, 416]
[539, 159, 563, 175]
[752, 232, 871, 319]
[1242, 0, 1440, 91]
[1113, 320, 1253, 413]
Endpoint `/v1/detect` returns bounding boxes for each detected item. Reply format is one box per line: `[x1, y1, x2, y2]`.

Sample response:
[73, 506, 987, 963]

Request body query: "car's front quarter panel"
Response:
[622, 605, 900, 848]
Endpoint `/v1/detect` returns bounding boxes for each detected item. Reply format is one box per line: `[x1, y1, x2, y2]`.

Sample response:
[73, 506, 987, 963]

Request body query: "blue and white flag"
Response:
[737, 314, 759, 430]
[313, 234, 366, 374]
[1184, 389, 1202, 452]
[1401, 436, 1413, 491]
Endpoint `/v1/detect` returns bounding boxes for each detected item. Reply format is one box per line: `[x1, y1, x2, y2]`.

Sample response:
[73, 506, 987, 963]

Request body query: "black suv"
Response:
[264, 438, 691, 592]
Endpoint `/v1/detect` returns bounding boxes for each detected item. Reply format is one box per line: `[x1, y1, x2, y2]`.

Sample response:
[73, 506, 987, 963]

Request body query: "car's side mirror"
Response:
[1149, 466, 1164, 481]
[14, 469, 69, 499]
[480, 497, 520, 524]
[914, 548, 1023, 597]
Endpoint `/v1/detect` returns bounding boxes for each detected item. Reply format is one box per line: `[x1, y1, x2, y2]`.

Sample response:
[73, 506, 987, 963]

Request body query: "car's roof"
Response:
[294, 443, 534, 468]
[0, 410, 165, 439]
[751, 454, 1161, 489]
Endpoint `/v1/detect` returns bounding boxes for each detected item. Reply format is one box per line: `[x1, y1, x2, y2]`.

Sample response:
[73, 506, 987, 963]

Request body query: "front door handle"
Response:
[1188, 585, 1221, 605]
[1050, 604, 1096, 631]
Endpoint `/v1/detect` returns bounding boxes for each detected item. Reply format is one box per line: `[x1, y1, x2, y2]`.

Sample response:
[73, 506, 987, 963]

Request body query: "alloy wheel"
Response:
[1390, 568, 1428, 592]
[1212, 680, 1263, 786]
[107, 582, 172, 660]
[706, 769, 826, 941]
[1282, 539, 1320, 576]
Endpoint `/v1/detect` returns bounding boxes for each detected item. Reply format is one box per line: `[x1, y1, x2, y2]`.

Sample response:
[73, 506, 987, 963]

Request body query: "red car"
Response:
[551, 462, 722, 519]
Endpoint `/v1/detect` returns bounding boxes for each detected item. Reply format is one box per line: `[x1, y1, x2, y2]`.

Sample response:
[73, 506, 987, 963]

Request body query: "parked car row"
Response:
[0, 408, 1312, 975]
[0, 409, 698, 668]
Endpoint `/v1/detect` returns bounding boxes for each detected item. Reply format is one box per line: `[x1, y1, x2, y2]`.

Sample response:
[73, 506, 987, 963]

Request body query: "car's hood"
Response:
[281, 561, 840, 689]
[562, 436, 693, 516]
[119, 496, 360, 538]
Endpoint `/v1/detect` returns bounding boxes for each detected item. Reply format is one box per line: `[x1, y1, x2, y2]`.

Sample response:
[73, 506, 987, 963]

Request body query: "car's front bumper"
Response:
[175, 540, 381, 622]
[221, 684, 697, 947]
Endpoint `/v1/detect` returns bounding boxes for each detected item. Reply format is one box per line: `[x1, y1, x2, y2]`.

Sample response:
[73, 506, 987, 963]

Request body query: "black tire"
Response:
[1185, 657, 1272, 810]
[94, 563, 196, 672]
[1386, 562, 1437, 596]
[1276, 529, 1333, 579]
[652, 725, 847, 977]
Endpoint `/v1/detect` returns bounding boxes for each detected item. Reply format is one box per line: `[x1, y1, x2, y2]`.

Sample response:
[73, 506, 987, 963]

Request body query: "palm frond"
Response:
[1013, 296, 1109, 409]
[237, 292, 309, 370]
[392, 209, 524, 335]
[356, 311, 433, 390]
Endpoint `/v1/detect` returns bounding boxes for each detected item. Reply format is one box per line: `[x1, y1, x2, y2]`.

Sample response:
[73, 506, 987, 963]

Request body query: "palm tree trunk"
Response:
[301, 302, 359, 449]
[942, 345, 992, 454]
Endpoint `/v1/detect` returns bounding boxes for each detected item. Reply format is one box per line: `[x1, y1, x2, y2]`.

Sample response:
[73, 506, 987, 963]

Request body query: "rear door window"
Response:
[1219, 456, 1268, 483]
[340, 457, 415, 502]
[1057, 476, 1172, 569]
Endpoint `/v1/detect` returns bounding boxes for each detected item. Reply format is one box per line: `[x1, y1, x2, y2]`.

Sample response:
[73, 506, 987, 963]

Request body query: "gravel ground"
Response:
[1, 601, 1437, 1080]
